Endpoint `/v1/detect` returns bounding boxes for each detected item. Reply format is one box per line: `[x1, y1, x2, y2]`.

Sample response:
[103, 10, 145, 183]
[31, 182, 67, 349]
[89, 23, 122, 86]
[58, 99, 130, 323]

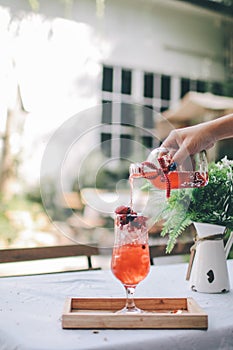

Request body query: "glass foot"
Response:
[116, 306, 144, 314]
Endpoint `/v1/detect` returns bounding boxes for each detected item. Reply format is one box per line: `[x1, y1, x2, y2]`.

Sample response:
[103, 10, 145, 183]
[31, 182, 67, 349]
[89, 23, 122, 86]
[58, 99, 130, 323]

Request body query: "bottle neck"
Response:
[129, 162, 161, 179]
[129, 163, 143, 178]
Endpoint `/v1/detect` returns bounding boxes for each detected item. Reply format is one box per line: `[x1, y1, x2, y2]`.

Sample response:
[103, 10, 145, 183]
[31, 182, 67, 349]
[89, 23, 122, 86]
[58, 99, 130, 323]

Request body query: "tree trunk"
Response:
[0, 109, 15, 199]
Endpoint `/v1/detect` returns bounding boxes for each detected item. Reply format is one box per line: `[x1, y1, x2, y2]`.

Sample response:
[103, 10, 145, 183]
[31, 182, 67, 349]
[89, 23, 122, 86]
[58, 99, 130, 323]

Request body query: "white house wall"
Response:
[1, 0, 229, 80]
[65, 0, 227, 81]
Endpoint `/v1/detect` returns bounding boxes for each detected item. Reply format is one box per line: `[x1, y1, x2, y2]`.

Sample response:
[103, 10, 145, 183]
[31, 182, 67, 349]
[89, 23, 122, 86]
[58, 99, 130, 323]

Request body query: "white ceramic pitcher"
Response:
[188, 222, 233, 293]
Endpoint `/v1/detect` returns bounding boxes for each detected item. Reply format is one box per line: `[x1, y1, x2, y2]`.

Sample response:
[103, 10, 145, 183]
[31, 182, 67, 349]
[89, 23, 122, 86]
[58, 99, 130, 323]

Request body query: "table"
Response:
[0, 261, 233, 350]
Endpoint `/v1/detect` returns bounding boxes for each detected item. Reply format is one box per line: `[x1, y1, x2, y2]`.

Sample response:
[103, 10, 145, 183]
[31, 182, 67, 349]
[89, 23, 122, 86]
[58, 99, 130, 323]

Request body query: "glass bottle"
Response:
[129, 147, 208, 198]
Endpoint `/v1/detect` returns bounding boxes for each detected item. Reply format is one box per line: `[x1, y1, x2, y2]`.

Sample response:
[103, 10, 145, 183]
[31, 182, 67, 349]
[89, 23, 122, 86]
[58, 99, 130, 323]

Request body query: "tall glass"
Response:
[111, 212, 150, 313]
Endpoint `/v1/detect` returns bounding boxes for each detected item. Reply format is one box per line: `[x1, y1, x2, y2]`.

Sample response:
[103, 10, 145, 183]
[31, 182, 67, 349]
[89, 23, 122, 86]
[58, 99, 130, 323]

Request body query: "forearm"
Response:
[204, 113, 233, 142]
[162, 113, 233, 164]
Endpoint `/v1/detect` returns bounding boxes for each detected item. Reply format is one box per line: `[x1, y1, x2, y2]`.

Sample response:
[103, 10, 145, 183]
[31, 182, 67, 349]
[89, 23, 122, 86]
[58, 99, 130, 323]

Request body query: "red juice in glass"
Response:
[111, 208, 150, 313]
[111, 243, 150, 286]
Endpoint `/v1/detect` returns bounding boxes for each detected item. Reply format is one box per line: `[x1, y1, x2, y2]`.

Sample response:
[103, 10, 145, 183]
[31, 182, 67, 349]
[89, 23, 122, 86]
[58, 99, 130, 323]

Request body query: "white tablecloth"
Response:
[0, 261, 233, 350]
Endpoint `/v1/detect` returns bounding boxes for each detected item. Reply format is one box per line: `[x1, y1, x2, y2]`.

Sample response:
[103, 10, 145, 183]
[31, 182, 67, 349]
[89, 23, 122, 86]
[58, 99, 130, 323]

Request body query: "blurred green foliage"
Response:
[153, 157, 233, 253]
[0, 193, 44, 246]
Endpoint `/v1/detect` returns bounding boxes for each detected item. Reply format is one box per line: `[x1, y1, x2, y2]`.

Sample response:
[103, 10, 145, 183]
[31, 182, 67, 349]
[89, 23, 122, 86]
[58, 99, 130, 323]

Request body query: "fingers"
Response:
[161, 130, 186, 165]
[161, 131, 180, 151]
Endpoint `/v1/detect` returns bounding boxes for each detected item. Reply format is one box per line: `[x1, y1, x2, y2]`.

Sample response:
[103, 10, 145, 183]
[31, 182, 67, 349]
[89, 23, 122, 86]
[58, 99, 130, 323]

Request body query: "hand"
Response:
[161, 124, 215, 165]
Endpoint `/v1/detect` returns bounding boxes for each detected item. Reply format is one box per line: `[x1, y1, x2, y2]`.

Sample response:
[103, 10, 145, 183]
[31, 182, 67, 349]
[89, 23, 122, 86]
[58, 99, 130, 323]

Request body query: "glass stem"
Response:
[125, 285, 137, 311]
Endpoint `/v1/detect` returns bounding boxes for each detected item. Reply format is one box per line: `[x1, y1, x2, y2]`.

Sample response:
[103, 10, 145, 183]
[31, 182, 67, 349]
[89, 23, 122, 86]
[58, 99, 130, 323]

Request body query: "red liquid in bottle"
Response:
[130, 162, 208, 197]
[143, 170, 208, 190]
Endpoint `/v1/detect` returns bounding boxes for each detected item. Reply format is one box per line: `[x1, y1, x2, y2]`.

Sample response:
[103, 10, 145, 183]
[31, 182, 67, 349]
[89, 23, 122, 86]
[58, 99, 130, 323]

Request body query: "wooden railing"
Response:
[0, 244, 100, 276]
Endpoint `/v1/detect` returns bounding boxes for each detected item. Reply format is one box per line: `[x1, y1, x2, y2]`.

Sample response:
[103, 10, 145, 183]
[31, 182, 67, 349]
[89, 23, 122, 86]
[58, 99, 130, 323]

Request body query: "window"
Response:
[160, 106, 169, 113]
[101, 133, 111, 157]
[120, 135, 132, 158]
[144, 73, 154, 98]
[101, 65, 176, 158]
[101, 65, 222, 161]
[102, 65, 136, 159]
[181, 78, 190, 97]
[102, 100, 112, 124]
[179, 77, 224, 97]
[211, 82, 223, 96]
[142, 136, 153, 148]
[121, 69, 132, 94]
[143, 72, 172, 112]
[121, 103, 135, 126]
[196, 80, 206, 93]
[161, 75, 170, 101]
[143, 106, 154, 128]
[102, 66, 113, 92]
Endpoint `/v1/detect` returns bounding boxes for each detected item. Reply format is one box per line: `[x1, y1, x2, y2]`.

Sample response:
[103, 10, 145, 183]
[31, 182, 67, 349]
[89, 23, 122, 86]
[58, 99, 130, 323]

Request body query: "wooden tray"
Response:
[62, 297, 208, 329]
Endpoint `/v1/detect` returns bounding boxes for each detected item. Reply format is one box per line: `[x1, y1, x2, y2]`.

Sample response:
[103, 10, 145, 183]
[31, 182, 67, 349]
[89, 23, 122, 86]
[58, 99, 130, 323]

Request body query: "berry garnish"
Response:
[115, 206, 131, 214]
[115, 206, 147, 230]
[168, 162, 177, 171]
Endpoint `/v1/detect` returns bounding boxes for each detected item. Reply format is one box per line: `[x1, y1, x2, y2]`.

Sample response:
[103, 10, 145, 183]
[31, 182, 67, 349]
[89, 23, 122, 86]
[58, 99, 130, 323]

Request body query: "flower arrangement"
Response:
[154, 156, 233, 253]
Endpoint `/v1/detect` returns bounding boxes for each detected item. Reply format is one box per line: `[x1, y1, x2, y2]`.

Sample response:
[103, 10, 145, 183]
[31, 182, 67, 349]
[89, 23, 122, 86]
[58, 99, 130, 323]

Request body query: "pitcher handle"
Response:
[225, 231, 233, 259]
